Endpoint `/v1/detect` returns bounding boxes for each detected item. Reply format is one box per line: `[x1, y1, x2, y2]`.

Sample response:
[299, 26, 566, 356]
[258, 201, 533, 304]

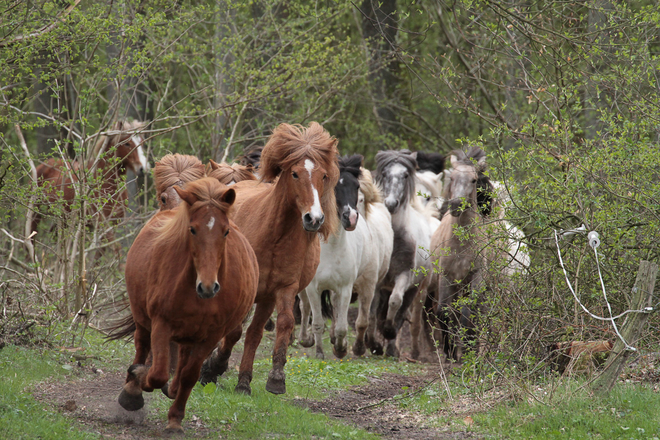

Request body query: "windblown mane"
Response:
[374, 149, 418, 208]
[441, 146, 495, 216]
[207, 160, 257, 185]
[152, 178, 233, 249]
[91, 120, 146, 158]
[154, 154, 206, 198]
[358, 167, 382, 218]
[415, 151, 445, 174]
[260, 122, 339, 239]
[238, 146, 263, 169]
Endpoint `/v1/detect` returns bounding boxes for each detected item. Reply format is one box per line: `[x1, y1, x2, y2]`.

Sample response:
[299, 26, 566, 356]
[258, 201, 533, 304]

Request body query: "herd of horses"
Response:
[33, 121, 530, 433]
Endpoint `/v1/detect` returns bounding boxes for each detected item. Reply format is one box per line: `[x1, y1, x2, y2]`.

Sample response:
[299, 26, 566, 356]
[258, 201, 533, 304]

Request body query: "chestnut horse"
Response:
[206, 160, 257, 185]
[32, 120, 149, 234]
[117, 177, 258, 433]
[200, 122, 339, 395]
[154, 154, 206, 211]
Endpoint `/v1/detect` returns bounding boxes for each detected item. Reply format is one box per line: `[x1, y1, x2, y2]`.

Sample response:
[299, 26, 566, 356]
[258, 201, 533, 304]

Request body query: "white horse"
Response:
[298, 156, 393, 359]
[367, 150, 433, 358]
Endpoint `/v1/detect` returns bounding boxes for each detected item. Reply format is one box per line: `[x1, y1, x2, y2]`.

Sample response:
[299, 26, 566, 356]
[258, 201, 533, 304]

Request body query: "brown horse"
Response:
[117, 177, 258, 433]
[32, 120, 149, 233]
[200, 122, 339, 395]
[154, 154, 206, 211]
[206, 159, 257, 185]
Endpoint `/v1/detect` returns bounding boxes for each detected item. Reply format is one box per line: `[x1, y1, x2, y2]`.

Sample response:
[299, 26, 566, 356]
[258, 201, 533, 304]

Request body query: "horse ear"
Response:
[476, 155, 487, 171]
[450, 155, 459, 167]
[114, 120, 123, 131]
[173, 186, 198, 207]
[209, 159, 220, 170]
[220, 188, 236, 206]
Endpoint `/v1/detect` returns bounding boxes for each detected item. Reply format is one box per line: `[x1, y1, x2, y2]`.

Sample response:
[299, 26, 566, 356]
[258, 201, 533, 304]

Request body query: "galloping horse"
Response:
[298, 155, 393, 359]
[117, 178, 258, 433]
[200, 122, 339, 395]
[154, 154, 206, 211]
[368, 150, 433, 358]
[32, 120, 149, 234]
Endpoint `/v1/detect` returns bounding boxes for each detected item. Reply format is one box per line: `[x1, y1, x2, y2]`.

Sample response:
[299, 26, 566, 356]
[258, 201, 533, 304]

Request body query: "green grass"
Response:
[475, 382, 660, 439]
[0, 345, 101, 440]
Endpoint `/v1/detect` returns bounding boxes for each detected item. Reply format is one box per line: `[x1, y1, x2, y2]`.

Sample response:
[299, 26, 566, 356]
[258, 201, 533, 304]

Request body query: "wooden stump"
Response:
[591, 260, 657, 395]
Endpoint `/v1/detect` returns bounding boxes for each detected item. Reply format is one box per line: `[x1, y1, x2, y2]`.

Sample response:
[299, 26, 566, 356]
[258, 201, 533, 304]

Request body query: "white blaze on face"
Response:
[207, 217, 215, 231]
[132, 135, 149, 172]
[304, 159, 323, 220]
[385, 163, 407, 206]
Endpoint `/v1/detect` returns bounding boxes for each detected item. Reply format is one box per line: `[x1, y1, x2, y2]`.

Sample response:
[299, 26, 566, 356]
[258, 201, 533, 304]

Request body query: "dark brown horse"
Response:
[200, 122, 339, 395]
[32, 120, 149, 233]
[154, 154, 206, 211]
[117, 177, 258, 433]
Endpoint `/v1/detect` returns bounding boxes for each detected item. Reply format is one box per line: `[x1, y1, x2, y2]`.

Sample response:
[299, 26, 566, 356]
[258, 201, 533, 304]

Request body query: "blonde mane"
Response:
[260, 122, 339, 239]
[154, 154, 206, 197]
[358, 167, 382, 219]
[206, 160, 257, 185]
[152, 178, 233, 249]
[91, 120, 146, 159]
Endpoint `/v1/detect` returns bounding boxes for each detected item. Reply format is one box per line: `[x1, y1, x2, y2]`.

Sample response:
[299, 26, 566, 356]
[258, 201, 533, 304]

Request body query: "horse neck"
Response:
[264, 179, 313, 240]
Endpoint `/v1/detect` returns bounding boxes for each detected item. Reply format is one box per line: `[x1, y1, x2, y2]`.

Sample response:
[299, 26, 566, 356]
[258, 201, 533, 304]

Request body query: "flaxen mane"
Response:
[152, 178, 233, 249]
[260, 122, 339, 239]
[154, 154, 206, 199]
[358, 167, 382, 219]
[207, 160, 257, 185]
[91, 120, 146, 159]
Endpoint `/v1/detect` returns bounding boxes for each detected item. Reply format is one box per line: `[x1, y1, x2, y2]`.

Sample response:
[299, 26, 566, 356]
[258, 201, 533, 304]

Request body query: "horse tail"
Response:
[103, 301, 136, 341]
[321, 290, 333, 319]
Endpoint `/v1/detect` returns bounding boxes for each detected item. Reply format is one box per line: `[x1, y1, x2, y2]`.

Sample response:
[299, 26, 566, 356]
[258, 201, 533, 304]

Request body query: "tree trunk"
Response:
[591, 260, 657, 395]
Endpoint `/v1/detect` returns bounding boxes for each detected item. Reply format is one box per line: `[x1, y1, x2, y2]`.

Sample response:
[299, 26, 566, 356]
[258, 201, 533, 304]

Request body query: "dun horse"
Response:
[200, 122, 339, 395]
[32, 120, 149, 235]
[117, 178, 258, 433]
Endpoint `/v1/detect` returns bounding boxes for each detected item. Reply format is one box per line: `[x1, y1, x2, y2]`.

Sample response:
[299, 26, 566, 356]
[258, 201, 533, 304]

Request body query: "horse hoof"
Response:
[299, 337, 314, 348]
[161, 383, 175, 400]
[369, 343, 384, 356]
[235, 382, 252, 396]
[353, 342, 366, 357]
[264, 318, 275, 332]
[164, 424, 184, 435]
[315, 350, 325, 360]
[333, 345, 347, 359]
[410, 348, 420, 360]
[382, 325, 397, 340]
[266, 377, 286, 395]
[385, 345, 399, 359]
[117, 389, 144, 411]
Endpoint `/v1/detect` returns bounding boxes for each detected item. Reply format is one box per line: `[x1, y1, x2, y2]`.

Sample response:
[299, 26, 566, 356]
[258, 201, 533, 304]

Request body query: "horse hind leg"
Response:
[353, 282, 376, 357]
[331, 287, 351, 359]
[297, 290, 315, 349]
[118, 323, 151, 411]
[199, 324, 243, 385]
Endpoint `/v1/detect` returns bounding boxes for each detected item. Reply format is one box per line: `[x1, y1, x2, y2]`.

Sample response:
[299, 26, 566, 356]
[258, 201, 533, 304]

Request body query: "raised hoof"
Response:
[382, 324, 397, 340]
[299, 336, 314, 348]
[199, 358, 220, 385]
[161, 383, 175, 399]
[264, 318, 275, 332]
[118, 389, 144, 411]
[235, 382, 252, 396]
[333, 345, 348, 359]
[265, 376, 286, 395]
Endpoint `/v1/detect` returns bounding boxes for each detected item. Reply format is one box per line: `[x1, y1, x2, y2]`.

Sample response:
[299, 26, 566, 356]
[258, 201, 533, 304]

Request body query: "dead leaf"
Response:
[463, 416, 474, 427]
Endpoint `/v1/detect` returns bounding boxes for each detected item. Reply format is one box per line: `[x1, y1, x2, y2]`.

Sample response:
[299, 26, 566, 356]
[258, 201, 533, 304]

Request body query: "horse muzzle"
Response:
[449, 200, 468, 217]
[303, 212, 325, 232]
[384, 198, 399, 214]
[341, 207, 359, 231]
[196, 281, 221, 299]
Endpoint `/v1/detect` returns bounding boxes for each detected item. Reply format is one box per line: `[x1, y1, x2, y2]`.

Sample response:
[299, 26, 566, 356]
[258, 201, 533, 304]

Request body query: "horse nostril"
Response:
[213, 282, 220, 294]
[318, 214, 325, 225]
[196, 282, 204, 296]
[303, 213, 313, 224]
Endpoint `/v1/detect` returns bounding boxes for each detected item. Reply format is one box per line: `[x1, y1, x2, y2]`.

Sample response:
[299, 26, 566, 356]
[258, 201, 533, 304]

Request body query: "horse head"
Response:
[207, 160, 257, 186]
[374, 150, 417, 214]
[336, 155, 363, 231]
[154, 154, 206, 211]
[260, 122, 339, 236]
[173, 178, 236, 299]
[112, 120, 149, 176]
[443, 147, 487, 217]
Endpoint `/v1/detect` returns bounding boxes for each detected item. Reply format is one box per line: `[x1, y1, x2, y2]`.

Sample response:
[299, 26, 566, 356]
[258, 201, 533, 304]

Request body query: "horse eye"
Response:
[224, 229, 230, 237]
[190, 227, 196, 235]
[472, 179, 477, 183]
[292, 171, 299, 179]
[161, 196, 166, 205]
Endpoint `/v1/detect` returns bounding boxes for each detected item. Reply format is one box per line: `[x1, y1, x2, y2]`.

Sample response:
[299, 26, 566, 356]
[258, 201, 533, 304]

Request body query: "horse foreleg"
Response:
[266, 288, 298, 395]
[331, 287, 352, 359]
[166, 340, 218, 434]
[366, 288, 386, 355]
[383, 273, 411, 340]
[297, 290, 314, 348]
[199, 324, 243, 385]
[236, 301, 276, 395]
[410, 288, 426, 360]
[353, 282, 375, 357]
